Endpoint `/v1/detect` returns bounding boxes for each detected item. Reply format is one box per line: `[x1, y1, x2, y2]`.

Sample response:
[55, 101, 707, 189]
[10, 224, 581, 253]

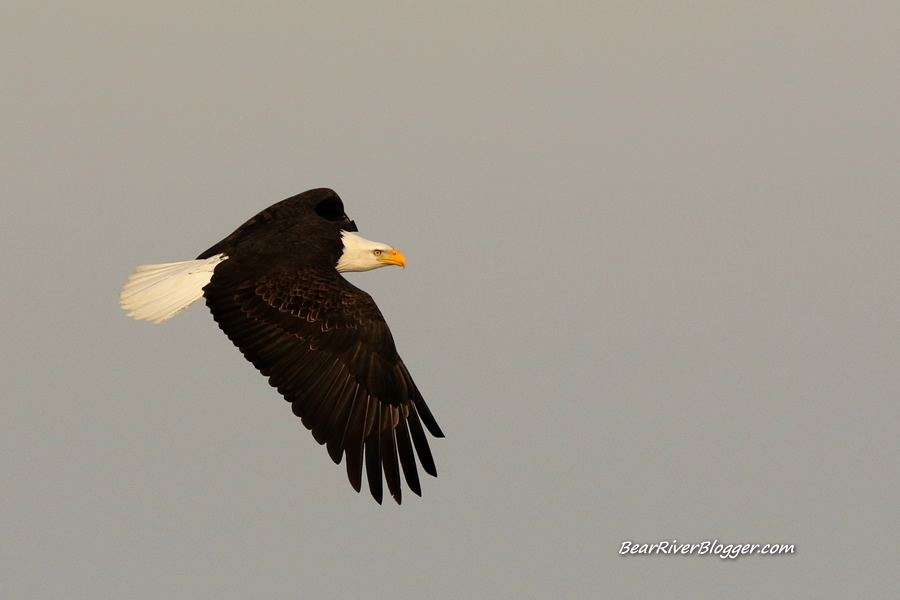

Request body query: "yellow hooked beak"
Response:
[377, 248, 406, 269]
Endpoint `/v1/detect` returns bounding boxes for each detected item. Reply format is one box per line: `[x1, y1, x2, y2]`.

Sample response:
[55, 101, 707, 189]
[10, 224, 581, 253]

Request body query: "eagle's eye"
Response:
[373, 249, 383, 256]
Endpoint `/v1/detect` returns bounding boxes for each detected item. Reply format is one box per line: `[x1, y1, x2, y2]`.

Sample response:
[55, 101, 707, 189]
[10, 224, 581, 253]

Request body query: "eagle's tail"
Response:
[120, 255, 227, 323]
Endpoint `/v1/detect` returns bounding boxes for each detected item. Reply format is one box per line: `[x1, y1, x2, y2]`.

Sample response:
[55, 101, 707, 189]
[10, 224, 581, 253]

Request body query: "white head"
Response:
[335, 231, 407, 273]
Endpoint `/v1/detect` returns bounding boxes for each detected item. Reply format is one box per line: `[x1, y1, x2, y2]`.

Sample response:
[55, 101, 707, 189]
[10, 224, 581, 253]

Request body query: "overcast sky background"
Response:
[3, 2, 898, 598]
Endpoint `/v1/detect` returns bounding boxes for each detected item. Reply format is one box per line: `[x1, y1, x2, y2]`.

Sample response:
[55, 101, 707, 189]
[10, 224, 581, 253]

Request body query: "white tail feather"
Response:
[120, 254, 227, 323]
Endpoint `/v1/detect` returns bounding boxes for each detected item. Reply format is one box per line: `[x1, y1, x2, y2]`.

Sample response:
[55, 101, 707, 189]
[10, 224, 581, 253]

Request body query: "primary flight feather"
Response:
[120, 188, 443, 504]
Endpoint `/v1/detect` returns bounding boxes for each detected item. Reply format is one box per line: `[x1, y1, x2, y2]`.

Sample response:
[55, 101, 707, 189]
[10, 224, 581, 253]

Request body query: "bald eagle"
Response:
[120, 188, 443, 504]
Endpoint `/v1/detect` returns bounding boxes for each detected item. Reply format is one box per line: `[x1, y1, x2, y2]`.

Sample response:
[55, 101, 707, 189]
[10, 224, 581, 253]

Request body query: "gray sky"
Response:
[3, 2, 898, 598]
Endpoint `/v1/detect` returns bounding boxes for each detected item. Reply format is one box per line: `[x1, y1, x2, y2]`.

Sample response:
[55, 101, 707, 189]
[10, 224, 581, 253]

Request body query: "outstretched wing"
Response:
[203, 267, 443, 504]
